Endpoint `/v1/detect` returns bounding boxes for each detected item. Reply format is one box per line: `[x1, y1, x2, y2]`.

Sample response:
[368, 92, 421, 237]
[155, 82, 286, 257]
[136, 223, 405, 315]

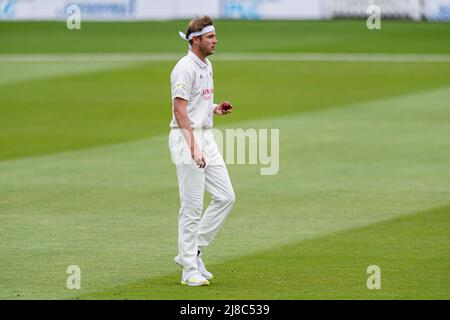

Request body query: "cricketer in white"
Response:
[168, 16, 236, 286]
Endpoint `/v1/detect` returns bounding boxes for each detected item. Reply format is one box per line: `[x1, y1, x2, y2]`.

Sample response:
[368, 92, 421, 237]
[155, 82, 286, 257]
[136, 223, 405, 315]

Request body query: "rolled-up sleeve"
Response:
[171, 67, 192, 101]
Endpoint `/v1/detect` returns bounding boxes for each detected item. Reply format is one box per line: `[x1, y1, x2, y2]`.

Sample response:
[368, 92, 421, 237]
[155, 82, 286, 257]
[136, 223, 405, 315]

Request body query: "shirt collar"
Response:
[188, 50, 208, 69]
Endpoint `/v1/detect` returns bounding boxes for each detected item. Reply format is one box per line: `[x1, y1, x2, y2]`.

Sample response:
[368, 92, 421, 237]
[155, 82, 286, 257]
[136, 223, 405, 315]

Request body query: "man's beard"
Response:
[200, 46, 214, 56]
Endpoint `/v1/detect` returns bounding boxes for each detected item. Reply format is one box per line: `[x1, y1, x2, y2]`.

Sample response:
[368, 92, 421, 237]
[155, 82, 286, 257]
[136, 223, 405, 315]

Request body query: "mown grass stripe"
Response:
[78, 204, 450, 299]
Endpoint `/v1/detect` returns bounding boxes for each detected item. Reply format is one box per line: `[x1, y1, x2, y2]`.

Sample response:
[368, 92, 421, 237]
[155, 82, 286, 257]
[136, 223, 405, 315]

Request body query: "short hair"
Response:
[185, 16, 214, 44]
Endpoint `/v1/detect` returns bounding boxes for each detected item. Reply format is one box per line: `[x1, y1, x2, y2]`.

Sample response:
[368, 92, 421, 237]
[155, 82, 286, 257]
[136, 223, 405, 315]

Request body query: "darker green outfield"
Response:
[79, 205, 450, 300]
[1, 61, 449, 160]
[0, 20, 450, 54]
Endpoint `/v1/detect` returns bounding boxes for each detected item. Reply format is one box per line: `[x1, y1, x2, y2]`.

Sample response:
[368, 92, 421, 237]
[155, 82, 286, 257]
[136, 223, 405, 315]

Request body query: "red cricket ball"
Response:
[222, 102, 232, 111]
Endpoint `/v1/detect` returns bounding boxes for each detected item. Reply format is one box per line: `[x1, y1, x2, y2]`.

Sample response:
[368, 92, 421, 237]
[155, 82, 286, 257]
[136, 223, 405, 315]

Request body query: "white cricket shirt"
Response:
[170, 50, 216, 129]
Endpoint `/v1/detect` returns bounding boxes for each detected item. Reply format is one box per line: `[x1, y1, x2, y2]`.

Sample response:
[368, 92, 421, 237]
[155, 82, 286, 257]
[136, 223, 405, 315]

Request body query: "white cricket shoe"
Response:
[181, 270, 209, 286]
[174, 255, 214, 280]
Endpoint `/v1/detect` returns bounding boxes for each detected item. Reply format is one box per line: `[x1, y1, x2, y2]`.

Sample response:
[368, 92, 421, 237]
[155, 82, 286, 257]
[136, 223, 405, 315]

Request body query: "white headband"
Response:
[178, 25, 215, 42]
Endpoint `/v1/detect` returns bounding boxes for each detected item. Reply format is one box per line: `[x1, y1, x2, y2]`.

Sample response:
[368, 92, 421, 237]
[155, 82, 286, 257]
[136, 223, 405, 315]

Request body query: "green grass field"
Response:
[0, 20, 449, 300]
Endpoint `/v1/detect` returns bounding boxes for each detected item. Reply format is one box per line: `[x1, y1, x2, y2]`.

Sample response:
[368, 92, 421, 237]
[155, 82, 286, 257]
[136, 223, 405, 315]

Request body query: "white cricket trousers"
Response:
[169, 128, 236, 272]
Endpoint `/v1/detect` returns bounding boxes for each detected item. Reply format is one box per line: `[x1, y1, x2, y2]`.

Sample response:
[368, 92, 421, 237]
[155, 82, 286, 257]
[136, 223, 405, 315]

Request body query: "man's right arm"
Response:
[173, 97, 206, 168]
